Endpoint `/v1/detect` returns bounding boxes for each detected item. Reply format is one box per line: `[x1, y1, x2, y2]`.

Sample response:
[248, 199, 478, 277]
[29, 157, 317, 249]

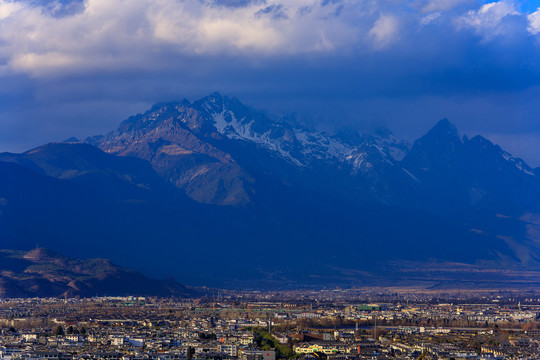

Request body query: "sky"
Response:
[1, 0, 540, 165]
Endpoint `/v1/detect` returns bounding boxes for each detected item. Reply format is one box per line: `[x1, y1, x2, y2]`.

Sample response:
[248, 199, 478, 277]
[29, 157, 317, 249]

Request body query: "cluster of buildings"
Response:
[0, 292, 540, 359]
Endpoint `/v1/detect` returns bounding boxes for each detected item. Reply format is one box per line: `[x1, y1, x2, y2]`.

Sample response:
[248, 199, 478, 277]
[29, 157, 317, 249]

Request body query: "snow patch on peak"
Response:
[295, 129, 354, 161]
[502, 151, 535, 176]
[206, 98, 411, 172]
[349, 151, 373, 175]
[212, 111, 234, 135]
[212, 110, 304, 167]
[512, 158, 535, 176]
[210, 104, 413, 172]
[367, 133, 411, 161]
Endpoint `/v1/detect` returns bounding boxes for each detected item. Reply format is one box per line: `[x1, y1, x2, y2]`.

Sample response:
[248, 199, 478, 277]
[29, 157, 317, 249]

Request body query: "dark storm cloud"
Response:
[1, 0, 540, 164]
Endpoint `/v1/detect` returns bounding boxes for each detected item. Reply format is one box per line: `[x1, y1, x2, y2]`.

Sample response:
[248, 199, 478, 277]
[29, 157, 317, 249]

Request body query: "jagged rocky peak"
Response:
[196, 92, 289, 140]
[403, 118, 464, 164]
[401, 119, 462, 162]
[194, 91, 225, 113]
[118, 91, 279, 143]
[93, 92, 417, 169]
[422, 118, 460, 142]
[90, 94, 540, 195]
[401, 118, 539, 210]
[467, 135, 536, 176]
[467, 134, 501, 152]
[337, 126, 411, 163]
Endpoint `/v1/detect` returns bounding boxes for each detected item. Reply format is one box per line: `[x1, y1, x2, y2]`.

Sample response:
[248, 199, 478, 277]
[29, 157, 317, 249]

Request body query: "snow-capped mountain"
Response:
[3, 91, 540, 287]
[96, 92, 409, 168]
[87, 92, 539, 212]
[196, 93, 412, 171]
[88, 92, 420, 206]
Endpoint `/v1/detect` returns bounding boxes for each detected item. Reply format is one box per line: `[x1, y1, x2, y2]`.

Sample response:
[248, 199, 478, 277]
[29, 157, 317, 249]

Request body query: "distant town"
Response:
[2, 290, 540, 360]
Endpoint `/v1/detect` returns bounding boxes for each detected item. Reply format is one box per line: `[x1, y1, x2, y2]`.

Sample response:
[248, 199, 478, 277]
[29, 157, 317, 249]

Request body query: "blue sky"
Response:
[1, 0, 540, 165]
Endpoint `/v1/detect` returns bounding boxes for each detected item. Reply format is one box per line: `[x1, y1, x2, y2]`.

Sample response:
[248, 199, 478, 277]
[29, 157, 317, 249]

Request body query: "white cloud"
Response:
[421, 12, 441, 25]
[421, 0, 474, 13]
[0, 1, 24, 20]
[458, 0, 520, 37]
[368, 15, 399, 48]
[0, 0, 376, 76]
[528, 7, 540, 35]
[0, 0, 537, 78]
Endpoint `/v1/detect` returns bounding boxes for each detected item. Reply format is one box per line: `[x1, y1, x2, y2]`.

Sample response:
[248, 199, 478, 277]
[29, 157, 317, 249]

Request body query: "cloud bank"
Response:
[0, 0, 537, 76]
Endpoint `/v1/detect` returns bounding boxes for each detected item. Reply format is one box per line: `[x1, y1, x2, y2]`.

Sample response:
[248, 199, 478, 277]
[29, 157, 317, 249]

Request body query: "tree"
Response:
[187, 346, 195, 360]
[54, 326, 64, 336]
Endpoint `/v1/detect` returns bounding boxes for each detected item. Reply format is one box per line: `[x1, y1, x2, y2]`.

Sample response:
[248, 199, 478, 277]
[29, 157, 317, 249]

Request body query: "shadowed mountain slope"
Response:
[0, 248, 192, 298]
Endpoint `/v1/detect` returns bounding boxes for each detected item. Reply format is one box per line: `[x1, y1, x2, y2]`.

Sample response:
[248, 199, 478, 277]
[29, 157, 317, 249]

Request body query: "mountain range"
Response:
[2, 92, 540, 289]
[0, 248, 191, 298]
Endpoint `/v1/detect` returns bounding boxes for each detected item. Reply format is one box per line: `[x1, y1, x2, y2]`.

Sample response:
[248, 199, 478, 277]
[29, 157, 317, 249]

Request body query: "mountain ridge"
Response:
[0, 248, 193, 298]
[2, 92, 540, 288]
[85, 92, 540, 214]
